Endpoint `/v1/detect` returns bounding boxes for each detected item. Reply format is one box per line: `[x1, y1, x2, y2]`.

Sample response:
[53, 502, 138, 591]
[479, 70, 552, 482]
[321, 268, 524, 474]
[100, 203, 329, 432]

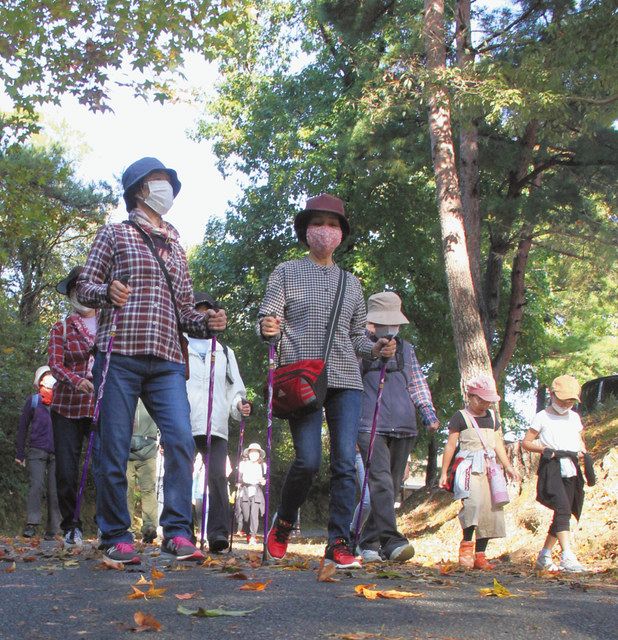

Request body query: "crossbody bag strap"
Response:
[322, 269, 347, 361]
[124, 220, 184, 334]
[460, 409, 491, 452]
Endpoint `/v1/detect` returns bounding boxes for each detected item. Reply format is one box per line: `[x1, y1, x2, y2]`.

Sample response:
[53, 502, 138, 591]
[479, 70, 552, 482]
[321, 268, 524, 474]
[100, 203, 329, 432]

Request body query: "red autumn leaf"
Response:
[239, 580, 271, 591]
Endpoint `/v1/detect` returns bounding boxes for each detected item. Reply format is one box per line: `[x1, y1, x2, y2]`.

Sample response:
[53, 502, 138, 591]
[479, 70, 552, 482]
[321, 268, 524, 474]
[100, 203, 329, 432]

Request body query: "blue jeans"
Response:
[278, 388, 361, 543]
[93, 353, 194, 545]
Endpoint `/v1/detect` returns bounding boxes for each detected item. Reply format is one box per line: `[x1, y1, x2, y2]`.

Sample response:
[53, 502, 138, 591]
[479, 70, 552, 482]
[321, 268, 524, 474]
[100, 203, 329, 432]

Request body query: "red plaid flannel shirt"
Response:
[48, 314, 96, 419]
[75, 213, 211, 363]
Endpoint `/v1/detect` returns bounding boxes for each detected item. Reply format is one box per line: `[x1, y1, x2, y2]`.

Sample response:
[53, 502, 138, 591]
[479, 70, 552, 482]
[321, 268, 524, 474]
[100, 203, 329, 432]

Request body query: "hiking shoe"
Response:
[266, 515, 294, 559]
[535, 552, 560, 572]
[359, 548, 384, 563]
[22, 524, 37, 538]
[209, 536, 229, 553]
[459, 540, 474, 569]
[102, 542, 141, 564]
[142, 527, 157, 544]
[64, 528, 83, 547]
[388, 542, 415, 563]
[561, 554, 586, 573]
[473, 552, 495, 570]
[325, 538, 362, 569]
[162, 536, 205, 561]
[44, 531, 57, 541]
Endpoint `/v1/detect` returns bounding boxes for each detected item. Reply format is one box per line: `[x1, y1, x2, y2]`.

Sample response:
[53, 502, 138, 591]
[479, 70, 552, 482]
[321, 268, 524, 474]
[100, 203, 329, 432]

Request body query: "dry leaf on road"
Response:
[239, 580, 271, 591]
[479, 578, 517, 598]
[174, 593, 196, 600]
[133, 611, 162, 632]
[354, 584, 424, 600]
[317, 558, 338, 583]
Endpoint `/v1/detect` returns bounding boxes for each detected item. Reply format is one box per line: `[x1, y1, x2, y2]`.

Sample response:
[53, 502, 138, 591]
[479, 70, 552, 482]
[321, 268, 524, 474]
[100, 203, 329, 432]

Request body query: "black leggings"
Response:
[463, 526, 488, 553]
[549, 476, 577, 536]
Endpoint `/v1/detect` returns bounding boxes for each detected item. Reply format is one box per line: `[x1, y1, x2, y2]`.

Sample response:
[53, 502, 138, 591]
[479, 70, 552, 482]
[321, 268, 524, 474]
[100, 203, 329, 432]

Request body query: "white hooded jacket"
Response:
[186, 336, 246, 440]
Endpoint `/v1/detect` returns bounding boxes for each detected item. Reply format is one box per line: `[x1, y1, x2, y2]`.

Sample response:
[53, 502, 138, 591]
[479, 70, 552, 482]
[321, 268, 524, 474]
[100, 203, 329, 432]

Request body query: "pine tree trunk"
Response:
[423, 0, 493, 384]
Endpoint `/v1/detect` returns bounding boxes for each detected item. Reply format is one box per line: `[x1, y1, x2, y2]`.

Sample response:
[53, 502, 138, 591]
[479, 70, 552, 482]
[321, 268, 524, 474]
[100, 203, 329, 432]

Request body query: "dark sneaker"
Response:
[266, 515, 294, 559]
[142, 526, 157, 544]
[22, 524, 37, 538]
[64, 528, 84, 547]
[102, 542, 141, 564]
[44, 531, 57, 541]
[324, 538, 362, 569]
[162, 536, 205, 561]
[209, 536, 229, 554]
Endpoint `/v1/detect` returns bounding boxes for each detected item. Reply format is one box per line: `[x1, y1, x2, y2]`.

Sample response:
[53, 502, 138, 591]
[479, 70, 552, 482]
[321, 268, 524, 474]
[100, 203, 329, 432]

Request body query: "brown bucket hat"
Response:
[294, 193, 351, 243]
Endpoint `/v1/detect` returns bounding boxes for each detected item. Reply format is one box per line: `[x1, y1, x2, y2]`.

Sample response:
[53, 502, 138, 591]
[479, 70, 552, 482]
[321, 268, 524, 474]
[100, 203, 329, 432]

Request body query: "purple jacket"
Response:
[15, 394, 54, 460]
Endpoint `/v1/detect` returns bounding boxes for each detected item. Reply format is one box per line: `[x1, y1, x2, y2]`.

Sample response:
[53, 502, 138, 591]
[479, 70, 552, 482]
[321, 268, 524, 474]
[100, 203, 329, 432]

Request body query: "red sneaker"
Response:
[325, 538, 362, 569]
[266, 516, 294, 559]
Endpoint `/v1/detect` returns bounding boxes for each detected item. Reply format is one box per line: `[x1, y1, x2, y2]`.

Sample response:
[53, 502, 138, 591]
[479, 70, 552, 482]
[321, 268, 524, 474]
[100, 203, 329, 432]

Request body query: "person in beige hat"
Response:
[355, 292, 439, 563]
[238, 443, 267, 544]
[523, 375, 588, 573]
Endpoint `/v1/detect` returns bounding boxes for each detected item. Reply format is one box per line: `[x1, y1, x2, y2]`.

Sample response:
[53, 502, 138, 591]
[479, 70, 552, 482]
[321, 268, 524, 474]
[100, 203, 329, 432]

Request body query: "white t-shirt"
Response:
[531, 409, 583, 477]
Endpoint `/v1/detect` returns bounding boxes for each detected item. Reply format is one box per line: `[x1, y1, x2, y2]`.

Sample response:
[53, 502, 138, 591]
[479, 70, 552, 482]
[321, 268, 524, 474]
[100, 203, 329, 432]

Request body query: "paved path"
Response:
[0, 536, 615, 639]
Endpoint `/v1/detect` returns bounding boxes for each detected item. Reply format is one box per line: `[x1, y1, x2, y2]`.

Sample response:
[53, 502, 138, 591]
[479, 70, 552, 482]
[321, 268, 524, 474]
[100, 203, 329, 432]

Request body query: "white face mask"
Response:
[374, 325, 399, 339]
[143, 180, 174, 216]
[248, 451, 259, 462]
[551, 401, 571, 415]
[40, 375, 56, 389]
[69, 289, 92, 315]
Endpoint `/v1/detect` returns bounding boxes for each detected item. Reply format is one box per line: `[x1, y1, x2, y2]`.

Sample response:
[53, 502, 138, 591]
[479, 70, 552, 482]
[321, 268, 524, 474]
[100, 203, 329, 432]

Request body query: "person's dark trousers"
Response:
[549, 476, 577, 536]
[194, 434, 229, 543]
[52, 412, 92, 533]
[278, 388, 361, 543]
[357, 432, 413, 556]
[93, 353, 195, 545]
[26, 447, 61, 533]
[390, 435, 416, 505]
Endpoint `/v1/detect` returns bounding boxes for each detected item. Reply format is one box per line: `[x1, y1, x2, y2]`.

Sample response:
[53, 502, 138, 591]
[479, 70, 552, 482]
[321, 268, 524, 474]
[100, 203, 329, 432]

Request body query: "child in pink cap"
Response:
[439, 374, 520, 569]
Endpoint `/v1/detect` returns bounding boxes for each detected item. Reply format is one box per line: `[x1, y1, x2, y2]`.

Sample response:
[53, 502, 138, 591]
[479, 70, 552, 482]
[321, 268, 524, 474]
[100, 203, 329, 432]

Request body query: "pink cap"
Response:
[466, 373, 500, 402]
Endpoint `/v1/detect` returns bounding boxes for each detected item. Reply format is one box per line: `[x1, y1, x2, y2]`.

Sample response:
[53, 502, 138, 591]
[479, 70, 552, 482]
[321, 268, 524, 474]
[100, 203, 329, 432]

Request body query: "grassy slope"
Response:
[399, 408, 618, 570]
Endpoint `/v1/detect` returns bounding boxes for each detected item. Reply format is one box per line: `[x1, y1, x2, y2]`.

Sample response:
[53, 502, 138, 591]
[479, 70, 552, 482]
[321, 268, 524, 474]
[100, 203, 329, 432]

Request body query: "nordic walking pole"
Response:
[72, 273, 130, 535]
[352, 336, 392, 552]
[199, 333, 217, 550]
[262, 341, 276, 565]
[228, 399, 248, 553]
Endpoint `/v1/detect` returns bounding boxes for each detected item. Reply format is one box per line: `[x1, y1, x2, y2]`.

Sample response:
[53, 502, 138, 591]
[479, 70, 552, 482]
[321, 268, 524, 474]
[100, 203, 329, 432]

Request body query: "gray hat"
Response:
[366, 292, 409, 325]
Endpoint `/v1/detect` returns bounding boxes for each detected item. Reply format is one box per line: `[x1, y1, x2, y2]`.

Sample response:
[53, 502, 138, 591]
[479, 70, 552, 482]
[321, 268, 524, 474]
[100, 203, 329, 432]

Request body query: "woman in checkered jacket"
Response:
[258, 193, 396, 569]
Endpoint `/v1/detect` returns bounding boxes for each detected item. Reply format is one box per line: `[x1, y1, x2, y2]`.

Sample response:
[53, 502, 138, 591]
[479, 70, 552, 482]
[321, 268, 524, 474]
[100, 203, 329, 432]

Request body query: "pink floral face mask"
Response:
[306, 224, 342, 258]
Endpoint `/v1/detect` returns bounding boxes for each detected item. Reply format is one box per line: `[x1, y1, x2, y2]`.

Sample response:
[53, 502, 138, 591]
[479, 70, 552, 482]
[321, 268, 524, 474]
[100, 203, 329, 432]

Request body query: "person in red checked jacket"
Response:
[49, 265, 98, 548]
[75, 157, 226, 564]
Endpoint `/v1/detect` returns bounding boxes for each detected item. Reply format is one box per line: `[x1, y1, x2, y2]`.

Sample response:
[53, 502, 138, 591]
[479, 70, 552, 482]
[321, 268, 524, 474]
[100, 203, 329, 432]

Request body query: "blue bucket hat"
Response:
[121, 157, 181, 212]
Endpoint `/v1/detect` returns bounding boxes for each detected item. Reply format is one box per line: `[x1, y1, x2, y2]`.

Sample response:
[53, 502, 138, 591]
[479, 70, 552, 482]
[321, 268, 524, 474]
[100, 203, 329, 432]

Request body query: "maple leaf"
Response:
[96, 558, 125, 571]
[127, 586, 148, 600]
[200, 556, 221, 568]
[133, 611, 162, 632]
[146, 585, 167, 598]
[136, 575, 153, 586]
[151, 568, 165, 580]
[239, 580, 271, 591]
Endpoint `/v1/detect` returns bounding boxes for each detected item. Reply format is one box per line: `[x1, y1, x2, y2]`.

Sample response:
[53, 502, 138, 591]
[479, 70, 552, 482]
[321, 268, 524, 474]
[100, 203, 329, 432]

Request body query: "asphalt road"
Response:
[0, 538, 615, 640]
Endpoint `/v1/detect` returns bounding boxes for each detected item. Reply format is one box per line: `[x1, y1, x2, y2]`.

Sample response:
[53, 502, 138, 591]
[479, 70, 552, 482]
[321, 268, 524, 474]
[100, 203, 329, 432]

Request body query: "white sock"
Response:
[539, 548, 552, 558]
[562, 550, 577, 561]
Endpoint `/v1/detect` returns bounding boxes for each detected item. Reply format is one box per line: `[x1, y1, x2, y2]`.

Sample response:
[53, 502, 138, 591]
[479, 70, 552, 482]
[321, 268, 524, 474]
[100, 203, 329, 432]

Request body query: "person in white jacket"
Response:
[187, 292, 251, 553]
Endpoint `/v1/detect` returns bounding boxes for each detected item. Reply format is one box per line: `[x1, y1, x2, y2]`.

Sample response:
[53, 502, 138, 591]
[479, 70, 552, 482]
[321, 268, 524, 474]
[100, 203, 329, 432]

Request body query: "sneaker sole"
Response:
[104, 554, 141, 565]
[324, 558, 363, 569]
[161, 550, 204, 561]
[389, 545, 415, 563]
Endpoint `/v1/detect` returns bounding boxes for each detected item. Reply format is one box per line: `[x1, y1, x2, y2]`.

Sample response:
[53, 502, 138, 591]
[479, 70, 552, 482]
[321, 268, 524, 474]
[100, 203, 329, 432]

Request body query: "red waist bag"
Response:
[271, 359, 328, 419]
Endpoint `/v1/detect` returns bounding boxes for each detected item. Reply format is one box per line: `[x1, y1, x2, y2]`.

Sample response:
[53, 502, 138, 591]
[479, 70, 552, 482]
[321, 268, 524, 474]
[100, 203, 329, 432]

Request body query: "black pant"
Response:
[52, 411, 93, 533]
[194, 435, 229, 542]
[549, 476, 577, 536]
[358, 432, 416, 556]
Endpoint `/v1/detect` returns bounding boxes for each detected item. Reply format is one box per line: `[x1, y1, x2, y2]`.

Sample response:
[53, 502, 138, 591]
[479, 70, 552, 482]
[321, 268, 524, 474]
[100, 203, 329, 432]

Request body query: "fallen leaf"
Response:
[5, 561, 16, 573]
[282, 559, 310, 571]
[228, 572, 249, 580]
[177, 604, 259, 617]
[200, 556, 221, 568]
[354, 583, 424, 600]
[239, 580, 271, 591]
[22, 556, 37, 563]
[317, 558, 339, 583]
[151, 568, 165, 580]
[479, 578, 517, 598]
[133, 611, 162, 633]
[174, 593, 196, 600]
[334, 634, 381, 640]
[96, 558, 125, 571]
[136, 575, 153, 586]
[247, 552, 261, 567]
[437, 562, 456, 575]
[374, 570, 405, 580]
[127, 586, 148, 600]
[146, 586, 167, 598]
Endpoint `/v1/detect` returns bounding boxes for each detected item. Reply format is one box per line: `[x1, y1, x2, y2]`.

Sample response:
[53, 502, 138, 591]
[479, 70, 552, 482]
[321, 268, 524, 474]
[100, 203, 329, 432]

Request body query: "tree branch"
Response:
[473, 1, 542, 54]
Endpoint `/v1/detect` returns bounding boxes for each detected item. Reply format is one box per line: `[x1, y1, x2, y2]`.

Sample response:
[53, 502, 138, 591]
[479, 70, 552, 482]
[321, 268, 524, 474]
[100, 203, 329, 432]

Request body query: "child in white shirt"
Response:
[523, 375, 587, 573]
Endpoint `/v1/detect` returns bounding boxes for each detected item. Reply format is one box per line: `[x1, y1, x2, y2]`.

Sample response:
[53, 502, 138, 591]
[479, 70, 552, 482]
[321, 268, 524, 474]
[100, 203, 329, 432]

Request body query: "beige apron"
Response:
[458, 424, 506, 539]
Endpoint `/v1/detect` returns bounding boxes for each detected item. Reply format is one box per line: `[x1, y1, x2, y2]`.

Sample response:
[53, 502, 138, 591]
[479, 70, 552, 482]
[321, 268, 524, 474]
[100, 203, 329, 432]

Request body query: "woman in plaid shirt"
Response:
[76, 157, 226, 564]
[48, 266, 98, 548]
[259, 194, 395, 569]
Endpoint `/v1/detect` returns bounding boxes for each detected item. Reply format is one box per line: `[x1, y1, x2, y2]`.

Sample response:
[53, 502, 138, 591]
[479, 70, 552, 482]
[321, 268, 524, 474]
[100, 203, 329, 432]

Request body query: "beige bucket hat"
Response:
[366, 292, 409, 326]
[243, 443, 265, 459]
